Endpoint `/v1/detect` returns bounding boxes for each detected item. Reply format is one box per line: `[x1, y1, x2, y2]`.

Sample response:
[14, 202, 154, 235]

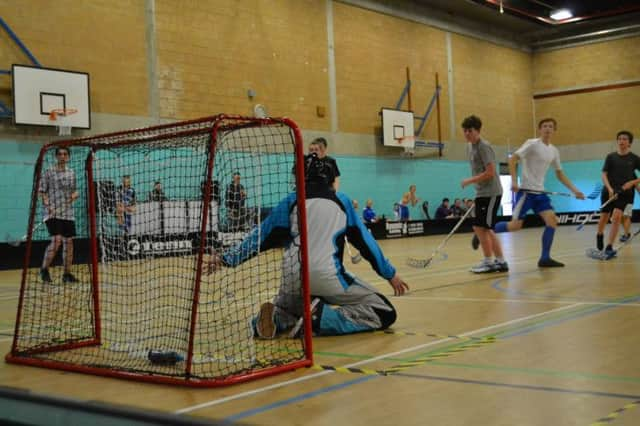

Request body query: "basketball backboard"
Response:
[381, 108, 414, 148]
[12, 64, 90, 129]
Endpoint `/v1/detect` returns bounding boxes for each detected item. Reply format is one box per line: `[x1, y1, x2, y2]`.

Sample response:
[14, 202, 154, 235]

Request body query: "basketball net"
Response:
[49, 108, 78, 136]
[397, 135, 416, 157]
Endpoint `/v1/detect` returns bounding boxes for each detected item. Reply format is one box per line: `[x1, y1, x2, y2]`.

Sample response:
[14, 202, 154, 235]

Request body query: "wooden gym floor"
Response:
[1, 224, 639, 426]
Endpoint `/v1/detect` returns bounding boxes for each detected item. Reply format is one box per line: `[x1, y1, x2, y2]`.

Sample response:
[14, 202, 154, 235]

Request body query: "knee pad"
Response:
[372, 293, 397, 330]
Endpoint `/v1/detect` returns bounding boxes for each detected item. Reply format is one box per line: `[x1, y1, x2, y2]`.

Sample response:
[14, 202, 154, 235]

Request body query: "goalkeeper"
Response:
[207, 153, 408, 338]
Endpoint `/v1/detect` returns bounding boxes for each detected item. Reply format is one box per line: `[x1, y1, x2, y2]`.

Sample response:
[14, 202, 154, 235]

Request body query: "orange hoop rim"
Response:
[49, 108, 78, 121]
[395, 135, 415, 144]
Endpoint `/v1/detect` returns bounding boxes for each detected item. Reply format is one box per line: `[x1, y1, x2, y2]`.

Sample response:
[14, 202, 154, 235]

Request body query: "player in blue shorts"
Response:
[493, 118, 585, 267]
[399, 185, 420, 221]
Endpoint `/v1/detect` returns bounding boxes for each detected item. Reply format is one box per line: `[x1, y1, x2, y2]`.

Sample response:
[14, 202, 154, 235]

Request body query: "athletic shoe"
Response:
[40, 268, 52, 283]
[493, 260, 509, 272]
[620, 233, 631, 243]
[255, 302, 277, 339]
[471, 235, 480, 250]
[62, 272, 79, 283]
[604, 248, 617, 260]
[538, 258, 565, 268]
[470, 261, 494, 273]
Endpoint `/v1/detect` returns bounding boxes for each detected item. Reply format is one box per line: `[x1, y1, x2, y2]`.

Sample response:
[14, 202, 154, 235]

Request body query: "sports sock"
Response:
[494, 222, 508, 233]
[42, 240, 55, 268]
[541, 226, 555, 260]
[596, 234, 604, 251]
[62, 239, 69, 271]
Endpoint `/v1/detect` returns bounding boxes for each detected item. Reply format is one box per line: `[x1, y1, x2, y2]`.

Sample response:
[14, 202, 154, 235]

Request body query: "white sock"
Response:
[42, 241, 55, 269]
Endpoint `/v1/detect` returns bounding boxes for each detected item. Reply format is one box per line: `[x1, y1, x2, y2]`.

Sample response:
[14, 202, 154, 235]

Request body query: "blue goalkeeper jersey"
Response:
[222, 188, 396, 285]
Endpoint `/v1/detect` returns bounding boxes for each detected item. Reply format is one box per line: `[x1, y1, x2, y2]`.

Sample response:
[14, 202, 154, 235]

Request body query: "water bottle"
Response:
[148, 350, 184, 365]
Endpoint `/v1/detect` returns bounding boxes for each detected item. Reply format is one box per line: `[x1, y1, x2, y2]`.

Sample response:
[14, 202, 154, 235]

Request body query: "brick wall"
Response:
[0, 0, 148, 116]
[532, 36, 640, 145]
[333, 2, 449, 142]
[155, 0, 329, 129]
[452, 34, 533, 148]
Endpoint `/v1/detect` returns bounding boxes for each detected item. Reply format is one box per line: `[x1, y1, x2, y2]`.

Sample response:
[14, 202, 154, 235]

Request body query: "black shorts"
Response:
[601, 189, 634, 214]
[473, 195, 502, 229]
[45, 218, 76, 238]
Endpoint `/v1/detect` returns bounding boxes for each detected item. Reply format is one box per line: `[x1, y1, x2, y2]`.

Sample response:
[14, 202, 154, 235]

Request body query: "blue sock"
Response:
[494, 222, 508, 233]
[541, 226, 555, 260]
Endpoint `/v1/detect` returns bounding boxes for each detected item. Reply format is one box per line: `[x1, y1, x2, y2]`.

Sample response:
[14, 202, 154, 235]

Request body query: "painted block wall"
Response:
[2, 140, 629, 243]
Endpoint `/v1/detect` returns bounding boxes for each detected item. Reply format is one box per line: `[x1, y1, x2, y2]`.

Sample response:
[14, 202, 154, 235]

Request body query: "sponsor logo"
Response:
[557, 212, 601, 225]
[127, 239, 193, 256]
[386, 221, 425, 237]
[407, 222, 424, 235]
[386, 221, 405, 238]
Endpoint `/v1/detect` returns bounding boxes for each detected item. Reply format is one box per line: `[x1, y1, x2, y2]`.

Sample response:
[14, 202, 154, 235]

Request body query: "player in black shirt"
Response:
[595, 131, 640, 258]
[309, 137, 341, 190]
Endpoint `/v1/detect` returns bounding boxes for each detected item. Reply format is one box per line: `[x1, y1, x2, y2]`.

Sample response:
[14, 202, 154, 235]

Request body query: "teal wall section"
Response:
[334, 156, 625, 220]
[335, 156, 473, 219]
[0, 140, 636, 243]
[0, 140, 42, 243]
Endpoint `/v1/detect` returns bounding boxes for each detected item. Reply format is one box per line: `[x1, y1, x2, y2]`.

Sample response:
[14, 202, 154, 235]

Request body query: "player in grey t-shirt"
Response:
[460, 115, 507, 273]
[38, 147, 79, 283]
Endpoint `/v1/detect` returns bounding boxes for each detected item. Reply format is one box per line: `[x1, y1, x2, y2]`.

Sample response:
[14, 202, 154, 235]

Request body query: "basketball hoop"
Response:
[394, 135, 416, 157]
[396, 135, 416, 145]
[402, 146, 416, 157]
[49, 108, 78, 136]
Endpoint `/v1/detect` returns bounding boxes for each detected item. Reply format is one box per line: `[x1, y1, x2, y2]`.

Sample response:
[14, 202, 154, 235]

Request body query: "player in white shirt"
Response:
[493, 118, 585, 267]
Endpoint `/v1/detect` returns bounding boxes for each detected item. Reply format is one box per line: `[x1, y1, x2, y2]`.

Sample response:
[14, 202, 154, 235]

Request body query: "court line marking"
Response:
[0, 295, 18, 301]
[218, 294, 639, 421]
[425, 361, 640, 384]
[592, 399, 640, 425]
[174, 302, 581, 414]
[367, 246, 613, 292]
[224, 375, 376, 422]
[393, 372, 640, 400]
[301, 352, 640, 384]
[397, 296, 640, 307]
[224, 371, 640, 423]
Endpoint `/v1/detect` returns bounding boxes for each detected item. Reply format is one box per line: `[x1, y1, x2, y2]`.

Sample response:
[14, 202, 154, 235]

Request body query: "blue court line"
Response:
[224, 292, 640, 420]
[223, 375, 375, 422]
[393, 372, 640, 400]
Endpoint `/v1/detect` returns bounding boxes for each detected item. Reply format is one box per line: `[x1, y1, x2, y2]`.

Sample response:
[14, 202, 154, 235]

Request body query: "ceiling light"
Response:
[550, 8, 573, 20]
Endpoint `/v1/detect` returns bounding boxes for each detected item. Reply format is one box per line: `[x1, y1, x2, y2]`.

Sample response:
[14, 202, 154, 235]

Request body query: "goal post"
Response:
[6, 115, 314, 386]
